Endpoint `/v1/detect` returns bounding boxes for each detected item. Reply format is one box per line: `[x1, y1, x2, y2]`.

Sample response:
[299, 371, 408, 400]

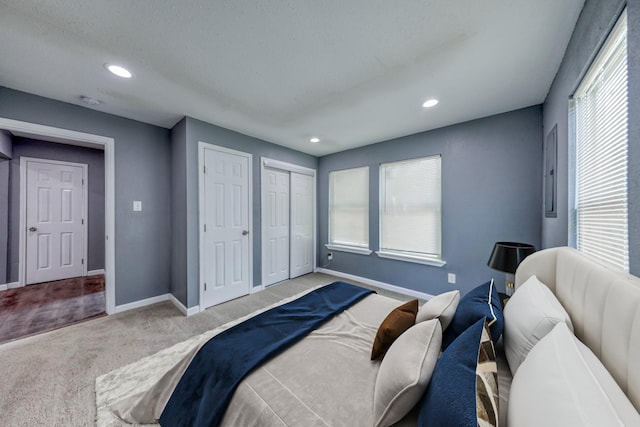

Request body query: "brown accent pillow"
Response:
[371, 299, 419, 360]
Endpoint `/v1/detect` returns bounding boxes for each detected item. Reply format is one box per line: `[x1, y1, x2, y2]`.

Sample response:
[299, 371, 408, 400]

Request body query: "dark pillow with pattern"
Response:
[442, 279, 503, 349]
[371, 299, 419, 360]
[417, 318, 499, 427]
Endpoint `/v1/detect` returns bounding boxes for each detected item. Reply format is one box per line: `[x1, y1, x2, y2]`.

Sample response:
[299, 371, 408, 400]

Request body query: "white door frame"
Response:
[0, 117, 116, 314]
[21, 157, 89, 283]
[198, 141, 253, 312]
[260, 157, 316, 286]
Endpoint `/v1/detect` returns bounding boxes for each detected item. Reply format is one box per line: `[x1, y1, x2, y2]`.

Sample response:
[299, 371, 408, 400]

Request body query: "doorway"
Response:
[0, 117, 115, 314]
[261, 158, 315, 288]
[199, 142, 253, 310]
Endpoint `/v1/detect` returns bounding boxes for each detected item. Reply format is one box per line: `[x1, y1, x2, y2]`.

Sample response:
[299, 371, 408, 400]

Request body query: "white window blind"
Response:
[379, 155, 442, 260]
[574, 9, 628, 272]
[328, 166, 369, 249]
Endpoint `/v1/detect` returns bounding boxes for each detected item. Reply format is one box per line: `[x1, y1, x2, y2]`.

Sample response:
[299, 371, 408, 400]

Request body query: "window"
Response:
[377, 155, 444, 266]
[327, 166, 371, 254]
[572, 9, 628, 272]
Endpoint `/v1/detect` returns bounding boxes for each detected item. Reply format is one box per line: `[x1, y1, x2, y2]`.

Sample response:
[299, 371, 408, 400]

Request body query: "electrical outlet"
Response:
[448, 273, 456, 284]
[327, 252, 333, 261]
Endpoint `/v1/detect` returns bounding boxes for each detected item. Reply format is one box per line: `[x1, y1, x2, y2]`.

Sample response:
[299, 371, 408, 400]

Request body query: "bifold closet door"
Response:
[262, 168, 290, 286]
[290, 172, 313, 279]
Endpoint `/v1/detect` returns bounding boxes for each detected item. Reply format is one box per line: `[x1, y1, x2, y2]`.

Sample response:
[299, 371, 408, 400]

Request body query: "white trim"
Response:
[325, 243, 372, 256]
[116, 293, 202, 316]
[0, 284, 6, 292]
[314, 267, 434, 300]
[250, 284, 264, 294]
[198, 142, 253, 312]
[114, 294, 170, 313]
[0, 117, 116, 314]
[375, 250, 447, 267]
[87, 269, 106, 276]
[18, 157, 26, 287]
[7, 282, 20, 289]
[262, 157, 316, 176]
[20, 157, 89, 285]
[168, 293, 201, 316]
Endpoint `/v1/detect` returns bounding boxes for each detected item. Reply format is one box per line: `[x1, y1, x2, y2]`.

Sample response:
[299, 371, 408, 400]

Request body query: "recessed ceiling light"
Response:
[310, 137, 320, 143]
[422, 99, 439, 108]
[105, 64, 133, 79]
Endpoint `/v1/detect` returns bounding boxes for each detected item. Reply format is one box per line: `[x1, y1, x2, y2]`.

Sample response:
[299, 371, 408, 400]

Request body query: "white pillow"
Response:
[508, 323, 640, 427]
[503, 275, 572, 374]
[415, 290, 460, 330]
[373, 319, 442, 427]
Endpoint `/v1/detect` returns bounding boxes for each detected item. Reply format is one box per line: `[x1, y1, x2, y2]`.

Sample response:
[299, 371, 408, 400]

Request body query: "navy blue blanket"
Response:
[159, 281, 374, 427]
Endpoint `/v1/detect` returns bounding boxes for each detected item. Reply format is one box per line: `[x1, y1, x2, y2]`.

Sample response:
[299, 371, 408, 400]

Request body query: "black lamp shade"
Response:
[487, 242, 536, 274]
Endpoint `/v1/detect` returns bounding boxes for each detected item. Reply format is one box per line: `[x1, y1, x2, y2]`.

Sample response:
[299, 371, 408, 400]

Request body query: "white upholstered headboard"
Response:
[514, 246, 640, 413]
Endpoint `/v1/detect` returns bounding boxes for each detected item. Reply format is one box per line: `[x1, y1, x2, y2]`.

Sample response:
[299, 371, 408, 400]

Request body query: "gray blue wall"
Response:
[172, 117, 317, 308]
[6, 138, 105, 281]
[0, 87, 172, 305]
[170, 118, 189, 306]
[542, 0, 640, 275]
[317, 106, 543, 296]
[0, 130, 11, 159]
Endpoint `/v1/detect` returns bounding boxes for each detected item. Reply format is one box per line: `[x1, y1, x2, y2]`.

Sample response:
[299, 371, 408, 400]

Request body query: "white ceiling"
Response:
[0, 0, 584, 156]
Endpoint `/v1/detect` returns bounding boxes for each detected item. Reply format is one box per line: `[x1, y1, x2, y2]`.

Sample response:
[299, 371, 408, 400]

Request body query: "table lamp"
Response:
[487, 242, 536, 296]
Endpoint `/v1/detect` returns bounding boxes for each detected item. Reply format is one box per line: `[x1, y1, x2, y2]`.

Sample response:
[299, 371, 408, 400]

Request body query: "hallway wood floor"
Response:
[0, 275, 105, 344]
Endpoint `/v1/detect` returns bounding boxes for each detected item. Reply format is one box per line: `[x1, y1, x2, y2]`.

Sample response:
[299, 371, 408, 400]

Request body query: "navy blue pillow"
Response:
[441, 279, 503, 349]
[417, 319, 498, 427]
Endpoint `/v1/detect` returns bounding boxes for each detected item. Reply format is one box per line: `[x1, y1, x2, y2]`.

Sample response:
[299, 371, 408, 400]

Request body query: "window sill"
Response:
[375, 251, 447, 267]
[325, 244, 372, 256]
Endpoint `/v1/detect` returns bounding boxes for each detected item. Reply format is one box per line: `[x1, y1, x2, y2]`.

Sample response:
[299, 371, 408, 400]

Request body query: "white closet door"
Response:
[262, 168, 290, 286]
[290, 172, 313, 278]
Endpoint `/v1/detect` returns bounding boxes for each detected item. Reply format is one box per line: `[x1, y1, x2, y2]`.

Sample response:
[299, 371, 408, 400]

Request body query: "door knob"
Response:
[29, 227, 37, 232]
[242, 230, 249, 236]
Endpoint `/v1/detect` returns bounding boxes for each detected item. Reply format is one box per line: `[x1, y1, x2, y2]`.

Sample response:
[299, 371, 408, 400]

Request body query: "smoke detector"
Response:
[80, 95, 103, 106]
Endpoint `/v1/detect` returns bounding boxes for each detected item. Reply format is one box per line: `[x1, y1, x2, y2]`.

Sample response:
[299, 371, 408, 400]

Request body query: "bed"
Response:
[96, 246, 640, 427]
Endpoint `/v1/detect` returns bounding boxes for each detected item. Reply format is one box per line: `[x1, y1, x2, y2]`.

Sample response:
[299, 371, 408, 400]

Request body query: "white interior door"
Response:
[201, 145, 251, 308]
[290, 172, 314, 278]
[25, 159, 86, 285]
[261, 168, 290, 287]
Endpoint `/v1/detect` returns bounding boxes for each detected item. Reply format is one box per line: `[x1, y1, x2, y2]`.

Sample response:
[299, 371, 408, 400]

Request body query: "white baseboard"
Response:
[168, 294, 200, 316]
[114, 294, 171, 313]
[0, 284, 6, 292]
[7, 282, 21, 289]
[114, 293, 200, 316]
[314, 268, 434, 301]
[87, 269, 106, 276]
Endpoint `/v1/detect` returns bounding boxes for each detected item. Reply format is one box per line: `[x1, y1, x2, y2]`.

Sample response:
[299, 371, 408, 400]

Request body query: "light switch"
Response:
[448, 273, 456, 284]
[133, 201, 142, 211]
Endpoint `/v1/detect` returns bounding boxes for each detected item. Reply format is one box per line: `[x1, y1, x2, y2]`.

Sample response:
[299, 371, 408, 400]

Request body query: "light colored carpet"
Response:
[0, 273, 410, 426]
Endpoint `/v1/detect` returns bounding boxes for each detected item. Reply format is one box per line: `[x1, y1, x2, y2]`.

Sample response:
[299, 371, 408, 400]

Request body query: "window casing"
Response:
[377, 155, 444, 266]
[572, 9, 628, 272]
[327, 166, 370, 254]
